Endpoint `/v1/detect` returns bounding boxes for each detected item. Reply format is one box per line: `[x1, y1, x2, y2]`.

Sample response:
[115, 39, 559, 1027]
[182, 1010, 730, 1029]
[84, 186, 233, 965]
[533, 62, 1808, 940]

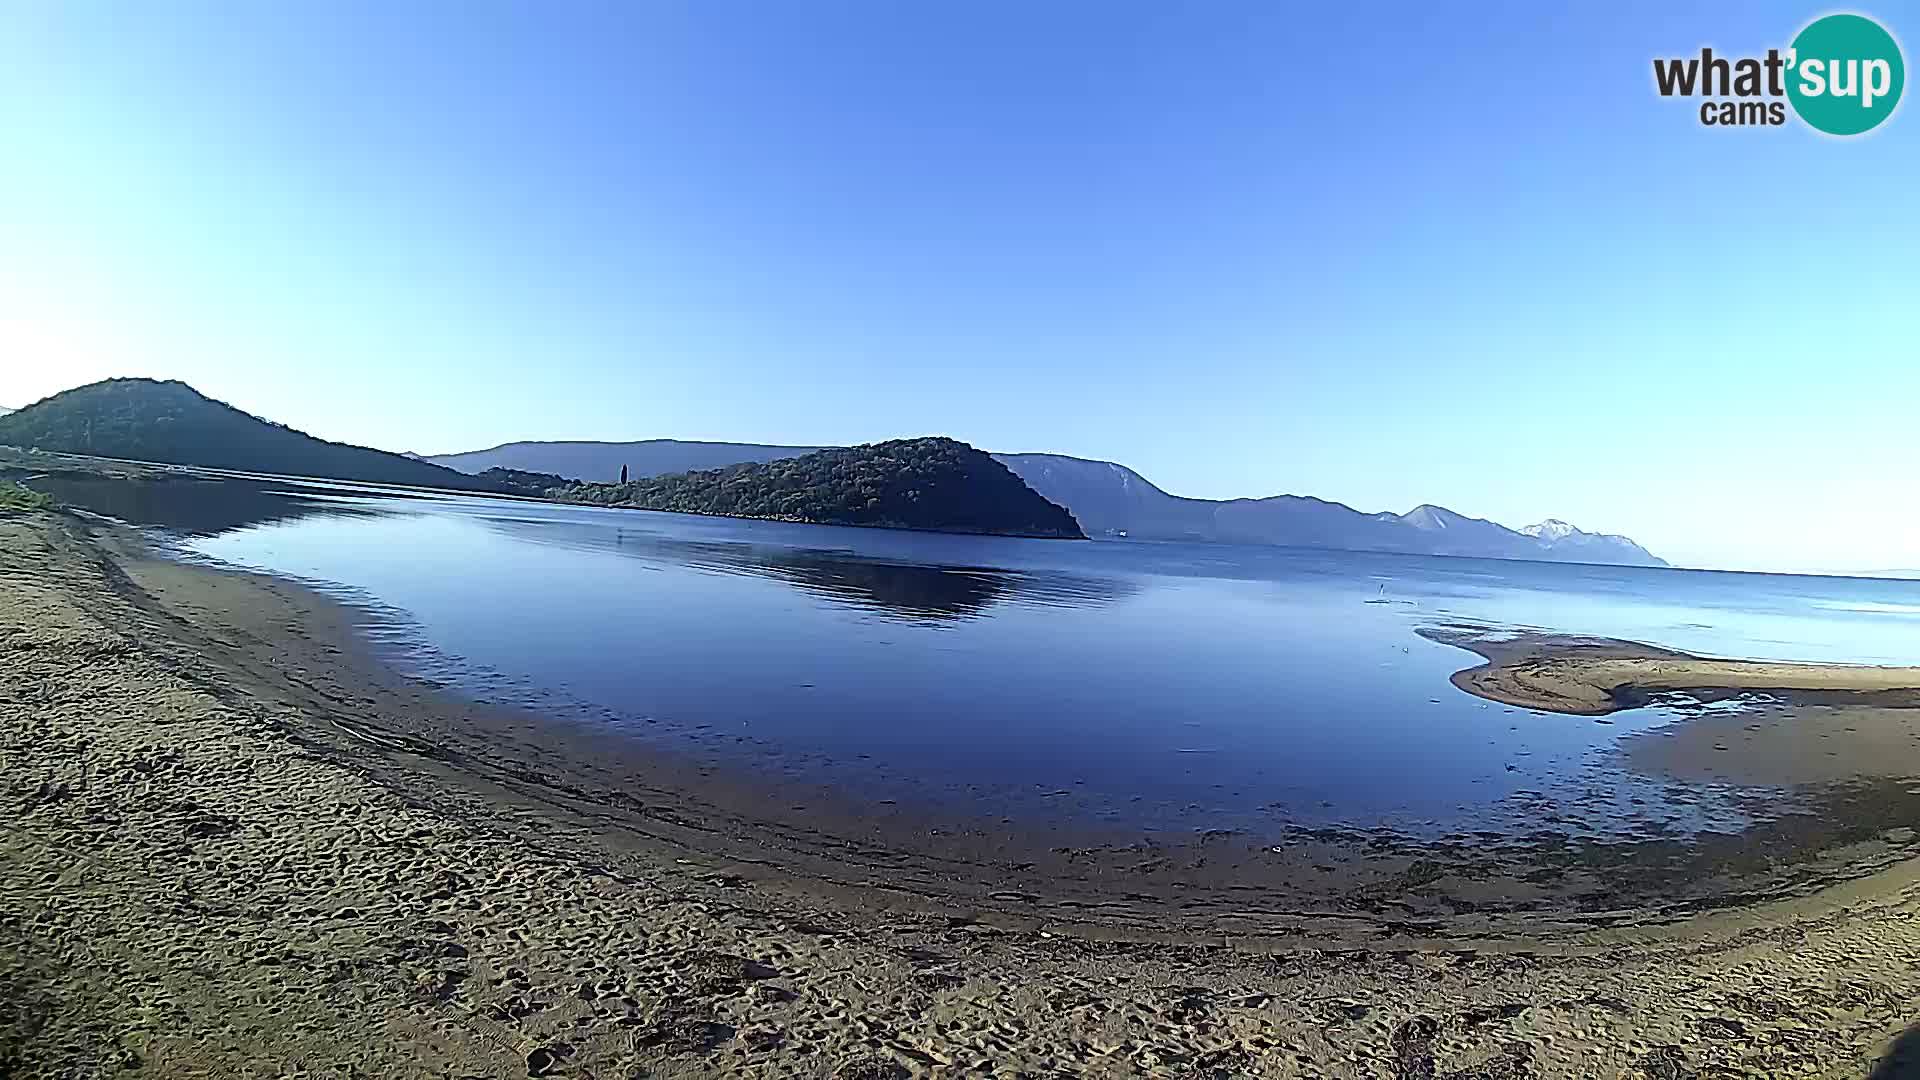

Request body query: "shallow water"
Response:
[31, 469, 1920, 841]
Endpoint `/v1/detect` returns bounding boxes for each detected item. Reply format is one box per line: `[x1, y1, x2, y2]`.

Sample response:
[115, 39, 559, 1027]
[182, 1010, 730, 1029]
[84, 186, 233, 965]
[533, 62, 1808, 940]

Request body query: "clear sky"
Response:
[2, 2, 1915, 573]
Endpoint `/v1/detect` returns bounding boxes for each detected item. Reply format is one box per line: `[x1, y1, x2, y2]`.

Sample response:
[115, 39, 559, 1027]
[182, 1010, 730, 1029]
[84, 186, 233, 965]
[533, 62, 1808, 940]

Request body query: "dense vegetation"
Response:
[476, 467, 575, 497]
[0, 480, 52, 511]
[552, 437, 1085, 538]
[0, 382, 1082, 537]
[0, 379, 500, 492]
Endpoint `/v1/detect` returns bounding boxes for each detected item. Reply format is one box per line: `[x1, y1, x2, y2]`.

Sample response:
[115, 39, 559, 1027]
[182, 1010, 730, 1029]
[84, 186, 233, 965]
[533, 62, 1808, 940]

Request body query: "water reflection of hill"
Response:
[2, 469, 377, 537]
[668, 540, 1138, 621]
[484, 515, 1135, 621]
[7, 464, 1136, 622]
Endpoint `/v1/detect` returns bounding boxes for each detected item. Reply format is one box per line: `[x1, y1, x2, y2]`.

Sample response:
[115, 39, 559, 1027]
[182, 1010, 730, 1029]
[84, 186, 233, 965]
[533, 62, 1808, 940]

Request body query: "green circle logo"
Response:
[1787, 13, 1905, 135]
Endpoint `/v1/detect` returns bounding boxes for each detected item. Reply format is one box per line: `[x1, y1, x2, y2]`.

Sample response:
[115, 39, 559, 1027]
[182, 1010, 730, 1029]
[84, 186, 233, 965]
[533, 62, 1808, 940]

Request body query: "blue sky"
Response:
[1, 2, 1915, 573]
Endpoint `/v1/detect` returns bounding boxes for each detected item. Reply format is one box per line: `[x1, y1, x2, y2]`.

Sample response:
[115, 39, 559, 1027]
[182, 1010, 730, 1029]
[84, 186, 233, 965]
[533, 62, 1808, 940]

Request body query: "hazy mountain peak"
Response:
[987, 458, 1664, 565]
[1401, 504, 1474, 530]
[1523, 519, 1579, 540]
[428, 439, 824, 482]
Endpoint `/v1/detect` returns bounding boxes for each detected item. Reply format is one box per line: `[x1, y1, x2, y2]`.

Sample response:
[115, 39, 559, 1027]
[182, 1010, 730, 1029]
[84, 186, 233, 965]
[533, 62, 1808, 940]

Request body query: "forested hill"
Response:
[552, 437, 1085, 538]
[0, 383, 1082, 537]
[0, 379, 498, 492]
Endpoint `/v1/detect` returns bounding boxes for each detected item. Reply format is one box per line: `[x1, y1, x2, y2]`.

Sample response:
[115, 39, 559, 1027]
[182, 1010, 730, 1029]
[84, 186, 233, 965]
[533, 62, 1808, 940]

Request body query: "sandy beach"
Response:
[1421, 625, 1920, 718]
[5, 510, 1920, 1078]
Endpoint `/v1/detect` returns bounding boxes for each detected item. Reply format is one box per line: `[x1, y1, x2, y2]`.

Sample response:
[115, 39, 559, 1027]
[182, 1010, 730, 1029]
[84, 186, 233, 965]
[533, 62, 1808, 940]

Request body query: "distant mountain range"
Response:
[430, 439, 825, 479]
[0, 380, 1662, 564]
[995, 454, 1664, 565]
[427, 441, 1665, 566]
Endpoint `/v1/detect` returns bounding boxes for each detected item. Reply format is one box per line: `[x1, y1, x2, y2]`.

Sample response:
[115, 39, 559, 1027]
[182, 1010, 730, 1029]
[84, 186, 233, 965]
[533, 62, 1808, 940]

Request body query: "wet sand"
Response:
[1420, 623, 1920, 717]
[5, 511, 1920, 1077]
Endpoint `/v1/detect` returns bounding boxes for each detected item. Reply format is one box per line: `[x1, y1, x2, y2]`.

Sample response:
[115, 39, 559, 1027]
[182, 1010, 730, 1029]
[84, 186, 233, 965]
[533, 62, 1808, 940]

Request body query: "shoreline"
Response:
[129, 518, 1920, 933]
[27, 512, 1920, 928]
[6, 511, 1920, 1075]
[1421, 622, 1920, 717]
[0, 447, 1090, 542]
[33, 447, 1920, 581]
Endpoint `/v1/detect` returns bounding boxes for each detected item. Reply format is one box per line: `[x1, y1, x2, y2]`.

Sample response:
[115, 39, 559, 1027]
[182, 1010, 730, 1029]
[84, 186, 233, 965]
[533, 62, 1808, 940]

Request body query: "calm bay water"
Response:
[37, 471, 1920, 840]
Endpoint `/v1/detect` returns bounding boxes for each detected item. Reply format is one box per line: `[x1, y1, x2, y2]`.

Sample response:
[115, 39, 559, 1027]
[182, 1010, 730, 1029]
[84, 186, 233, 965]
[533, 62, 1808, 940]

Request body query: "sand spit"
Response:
[3, 514, 1920, 1077]
[1420, 624, 1920, 718]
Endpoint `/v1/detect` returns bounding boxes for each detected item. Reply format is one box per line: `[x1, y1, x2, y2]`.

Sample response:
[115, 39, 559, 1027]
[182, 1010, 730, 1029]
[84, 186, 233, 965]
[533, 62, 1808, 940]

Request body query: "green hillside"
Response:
[552, 437, 1085, 538]
[0, 379, 495, 491]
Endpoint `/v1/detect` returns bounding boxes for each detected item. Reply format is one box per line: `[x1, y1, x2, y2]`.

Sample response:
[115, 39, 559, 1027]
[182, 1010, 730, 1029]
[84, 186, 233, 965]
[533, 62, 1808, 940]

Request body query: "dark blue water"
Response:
[67, 474, 1920, 840]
